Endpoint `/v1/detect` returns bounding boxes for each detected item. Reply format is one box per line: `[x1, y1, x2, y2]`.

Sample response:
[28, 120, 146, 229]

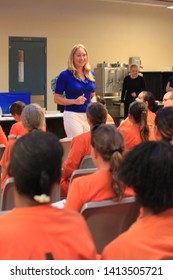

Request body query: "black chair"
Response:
[80, 196, 140, 254]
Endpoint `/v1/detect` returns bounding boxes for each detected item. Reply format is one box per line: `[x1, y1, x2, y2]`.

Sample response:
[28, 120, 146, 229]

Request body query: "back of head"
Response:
[91, 124, 124, 199]
[9, 101, 26, 116]
[86, 102, 107, 126]
[8, 130, 63, 200]
[21, 103, 45, 131]
[119, 141, 173, 214]
[129, 101, 147, 123]
[155, 106, 173, 143]
[96, 95, 106, 106]
[129, 101, 149, 141]
[142, 91, 157, 112]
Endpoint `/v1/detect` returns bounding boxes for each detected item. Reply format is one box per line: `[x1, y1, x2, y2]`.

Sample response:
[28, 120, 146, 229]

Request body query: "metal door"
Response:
[9, 37, 47, 107]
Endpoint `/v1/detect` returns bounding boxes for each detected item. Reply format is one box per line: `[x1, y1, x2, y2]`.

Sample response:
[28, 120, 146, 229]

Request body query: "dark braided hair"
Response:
[8, 130, 63, 200]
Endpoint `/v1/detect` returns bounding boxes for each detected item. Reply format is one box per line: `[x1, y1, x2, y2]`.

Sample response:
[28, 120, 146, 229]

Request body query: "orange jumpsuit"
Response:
[65, 169, 135, 212]
[8, 121, 28, 138]
[0, 204, 97, 260]
[60, 131, 91, 197]
[0, 139, 16, 189]
[0, 125, 8, 146]
[0, 125, 46, 189]
[147, 109, 156, 127]
[118, 109, 156, 129]
[101, 208, 173, 260]
[118, 124, 156, 152]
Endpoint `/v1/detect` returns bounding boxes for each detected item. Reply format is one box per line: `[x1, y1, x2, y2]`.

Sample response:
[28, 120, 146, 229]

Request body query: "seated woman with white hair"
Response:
[0, 103, 46, 189]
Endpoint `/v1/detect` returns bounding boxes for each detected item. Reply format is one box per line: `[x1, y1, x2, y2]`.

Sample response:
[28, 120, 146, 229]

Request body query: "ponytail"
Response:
[139, 110, 149, 141]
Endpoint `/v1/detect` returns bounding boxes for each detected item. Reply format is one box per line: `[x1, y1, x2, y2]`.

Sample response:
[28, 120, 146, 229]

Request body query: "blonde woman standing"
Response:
[54, 44, 96, 137]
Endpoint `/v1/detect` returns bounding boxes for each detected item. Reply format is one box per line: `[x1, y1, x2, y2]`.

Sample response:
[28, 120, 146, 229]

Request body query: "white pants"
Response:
[63, 111, 90, 138]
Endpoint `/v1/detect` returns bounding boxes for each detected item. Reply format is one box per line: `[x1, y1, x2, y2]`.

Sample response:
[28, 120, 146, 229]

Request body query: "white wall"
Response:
[0, 0, 173, 109]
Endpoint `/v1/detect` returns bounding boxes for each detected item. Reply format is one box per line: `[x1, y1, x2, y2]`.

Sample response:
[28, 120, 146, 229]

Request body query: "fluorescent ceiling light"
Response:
[167, 5, 173, 8]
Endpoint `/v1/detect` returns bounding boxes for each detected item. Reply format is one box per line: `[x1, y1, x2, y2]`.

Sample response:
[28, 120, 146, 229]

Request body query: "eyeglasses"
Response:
[162, 98, 173, 102]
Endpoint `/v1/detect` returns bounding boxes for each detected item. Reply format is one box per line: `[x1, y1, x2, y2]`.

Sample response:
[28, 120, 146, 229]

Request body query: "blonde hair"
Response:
[130, 64, 139, 71]
[67, 44, 95, 82]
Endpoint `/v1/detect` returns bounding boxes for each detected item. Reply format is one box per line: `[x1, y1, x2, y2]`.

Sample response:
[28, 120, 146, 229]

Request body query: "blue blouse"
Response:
[54, 70, 95, 112]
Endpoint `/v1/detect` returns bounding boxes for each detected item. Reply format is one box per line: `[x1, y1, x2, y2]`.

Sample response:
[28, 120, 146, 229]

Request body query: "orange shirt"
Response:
[118, 124, 156, 152]
[0, 125, 8, 146]
[65, 169, 135, 212]
[0, 204, 97, 260]
[60, 131, 91, 197]
[147, 109, 156, 127]
[8, 121, 28, 138]
[101, 208, 173, 260]
[118, 109, 156, 129]
[0, 126, 46, 189]
[0, 139, 16, 189]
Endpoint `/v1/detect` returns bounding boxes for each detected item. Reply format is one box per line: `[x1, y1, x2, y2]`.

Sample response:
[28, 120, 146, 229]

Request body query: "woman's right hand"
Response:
[75, 94, 87, 105]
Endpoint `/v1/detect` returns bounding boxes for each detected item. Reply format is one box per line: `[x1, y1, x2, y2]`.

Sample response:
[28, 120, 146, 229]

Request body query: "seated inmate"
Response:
[65, 124, 135, 212]
[8, 101, 27, 139]
[60, 102, 107, 197]
[96, 95, 114, 123]
[0, 103, 45, 190]
[0, 130, 97, 260]
[154, 106, 173, 144]
[0, 125, 8, 146]
[101, 141, 173, 260]
[118, 91, 157, 129]
[118, 101, 155, 152]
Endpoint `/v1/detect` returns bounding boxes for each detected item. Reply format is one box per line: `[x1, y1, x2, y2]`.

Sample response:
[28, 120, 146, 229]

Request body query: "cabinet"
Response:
[142, 72, 173, 101]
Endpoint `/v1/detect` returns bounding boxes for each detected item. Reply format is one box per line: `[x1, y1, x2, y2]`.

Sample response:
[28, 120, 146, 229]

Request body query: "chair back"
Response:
[1, 177, 15, 211]
[59, 137, 72, 163]
[68, 168, 97, 192]
[50, 183, 61, 203]
[1, 177, 60, 209]
[79, 155, 96, 169]
[0, 210, 9, 215]
[80, 196, 140, 254]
